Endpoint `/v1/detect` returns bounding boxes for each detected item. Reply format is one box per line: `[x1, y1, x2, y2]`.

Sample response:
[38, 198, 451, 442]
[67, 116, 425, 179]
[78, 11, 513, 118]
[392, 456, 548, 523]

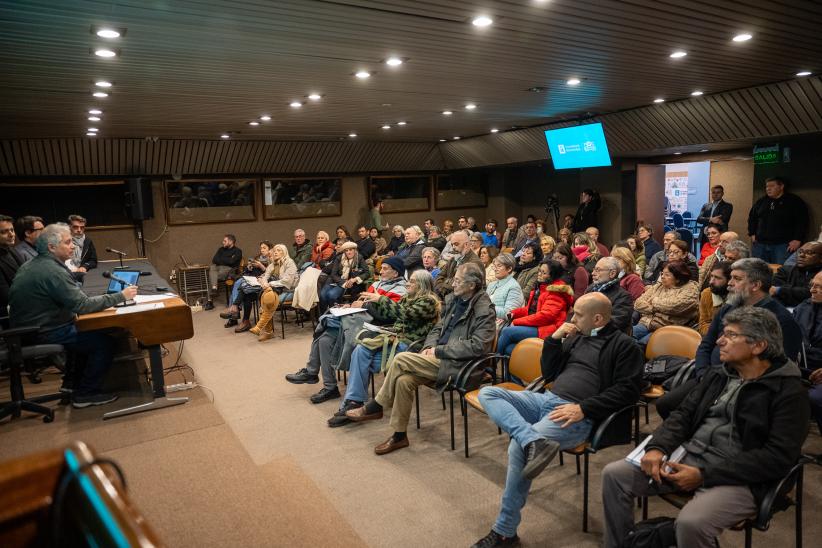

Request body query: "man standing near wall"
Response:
[697, 185, 733, 233]
[370, 199, 389, 237]
[747, 177, 808, 264]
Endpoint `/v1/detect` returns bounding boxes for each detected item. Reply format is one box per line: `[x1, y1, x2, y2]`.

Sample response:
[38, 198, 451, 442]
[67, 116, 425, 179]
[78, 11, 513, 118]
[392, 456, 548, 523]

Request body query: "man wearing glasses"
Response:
[602, 306, 809, 548]
[793, 270, 822, 434]
[771, 240, 822, 307]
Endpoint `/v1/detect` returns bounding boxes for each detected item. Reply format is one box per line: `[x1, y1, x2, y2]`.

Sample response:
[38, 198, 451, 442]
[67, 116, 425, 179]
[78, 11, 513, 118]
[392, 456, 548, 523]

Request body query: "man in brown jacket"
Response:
[698, 261, 731, 335]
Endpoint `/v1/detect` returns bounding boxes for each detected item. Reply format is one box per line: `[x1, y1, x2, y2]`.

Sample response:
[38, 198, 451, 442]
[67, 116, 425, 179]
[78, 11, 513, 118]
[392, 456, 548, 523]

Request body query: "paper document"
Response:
[625, 435, 687, 469]
[115, 302, 165, 315]
[328, 307, 367, 317]
[242, 276, 261, 286]
[133, 294, 176, 304]
[362, 322, 398, 335]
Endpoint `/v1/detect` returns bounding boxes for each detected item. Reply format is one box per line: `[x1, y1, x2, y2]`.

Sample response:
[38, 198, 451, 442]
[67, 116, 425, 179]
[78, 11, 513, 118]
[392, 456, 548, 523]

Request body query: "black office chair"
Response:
[0, 326, 65, 423]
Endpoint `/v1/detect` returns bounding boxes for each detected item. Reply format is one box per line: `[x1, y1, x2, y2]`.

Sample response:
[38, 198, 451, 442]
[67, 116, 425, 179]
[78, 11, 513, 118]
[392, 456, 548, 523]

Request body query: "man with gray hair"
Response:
[67, 214, 97, 273]
[426, 225, 446, 252]
[8, 223, 138, 407]
[435, 230, 483, 297]
[698, 231, 742, 290]
[602, 306, 809, 548]
[582, 257, 633, 331]
[395, 225, 425, 274]
[656, 257, 802, 418]
[290, 228, 312, 268]
[346, 262, 496, 455]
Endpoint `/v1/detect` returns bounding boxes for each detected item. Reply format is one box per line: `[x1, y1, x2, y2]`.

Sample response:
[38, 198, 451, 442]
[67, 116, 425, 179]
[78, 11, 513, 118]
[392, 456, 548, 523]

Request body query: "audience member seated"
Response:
[422, 218, 434, 240]
[457, 216, 470, 231]
[327, 270, 441, 427]
[318, 242, 368, 313]
[12, 215, 43, 263]
[609, 247, 645, 303]
[632, 261, 699, 343]
[626, 234, 646, 276]
[513, 221, 539, 256]
[479, 245, 499, 285]
[290, 229, 312, 268]
[335, 225, 352, 242]
[204, 233, 243, 310]
[248, 245, 299, 341]
[354, 224, 376, 260]
[426, 225, 446, 252]
[648, 238, 699, 284]
[220, 240, 272, 321]
[793, 270, 822, 434]
[602, 307, 809, 548]
[385, 225, 405, 255]
[583, 257, 634, 332]
[501, 217, 523, 249]
[539, 234, 556, 258]
[557, 227, 572, 246]
[369, 227, 387, 256]
[585, 226, 609, 258]
[656, 258, 803, 419]
[552, 243, 589, 300]
[698, 260, 732, 336]
[395, 226, 425, 274]
[66, 214, 98, 275]
[697, 223, 723, 266]
[572, 232, 600, 278]
[472, 293, 643, 548]
[637, 223, 662, 264]
[469, 232, 484, 256]
[291, 231, 334, 311]
[345, 263, 496, 454]
[421, 247, 441, 279]
[435, 231, 482, 298]
[482, 219, 499, 248]
[8, 223, 138, 407]
[487, 252, 526, 326]
[1, 214, 24, 319]
[441, 219, 454, 237]
[697, 231, 740, 289]
[513, 242, 542, 299]
[497, 259, 573, 358]
[310, 230, 334, 268]
[771, 240, 822, 307]
[284, 257, 409, 392]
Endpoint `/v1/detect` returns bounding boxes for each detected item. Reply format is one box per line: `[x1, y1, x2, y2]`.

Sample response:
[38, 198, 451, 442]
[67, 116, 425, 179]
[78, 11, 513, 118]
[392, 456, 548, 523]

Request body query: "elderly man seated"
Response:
[8, 223, 138, 407]
[284, 257, 408, 401]
[435, 230, 482, 298]
[794, 270, 822, 434]
[602, 307, 809, 548]
[345, 263, 496, 454]
[470, 293, 643, 547]
[771, 240, 822, 307]
[582, 257, 633, 331]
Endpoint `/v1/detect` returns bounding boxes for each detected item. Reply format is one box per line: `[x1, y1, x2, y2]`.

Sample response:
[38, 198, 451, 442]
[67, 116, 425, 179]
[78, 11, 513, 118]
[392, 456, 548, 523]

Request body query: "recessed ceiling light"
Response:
[220, 134, 230, 139]
[796, 71, 812, 77]
[653, 98, 665, 103]
[94, 80, 112, 88]
[87, 128, 98, 132]
[307, 93, 322, 101]
[453, 136, 461, 140]
[442, 110, 453, 115]
[355, 70, 372, 79]
[465, 103, 477, 110]
[289, 101, 302, 108]
[94, 48, 117, 58]
[732, 33, 752, 42]
[348, 133, 357, 138]
[566, 78, 581, 86]
[385, 57, 403, 66]
[490, 128, 499, 133]
[700, 149, 709, 152]
[472, 15, 493, 27]
[88, 116, 101, 121]
[93, 91, 108, 98]
[674, 152, 683, 155]
[439, 139, 447, 142]
[670, 51, 687, 59]
[260, 115, 271, 121]
[381, 125, 391, 129]
[248, 121, 259, 126]
[691, 90, 704, 96]
[96, 28, 121, 39]
[397, 121, 407, 126]
[86, 132, 97, 137]
[88, 109, 102, 115]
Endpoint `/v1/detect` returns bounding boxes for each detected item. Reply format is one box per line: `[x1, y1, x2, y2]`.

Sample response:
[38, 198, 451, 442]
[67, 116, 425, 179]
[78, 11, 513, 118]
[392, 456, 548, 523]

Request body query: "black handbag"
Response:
[621, 516, 677, 548]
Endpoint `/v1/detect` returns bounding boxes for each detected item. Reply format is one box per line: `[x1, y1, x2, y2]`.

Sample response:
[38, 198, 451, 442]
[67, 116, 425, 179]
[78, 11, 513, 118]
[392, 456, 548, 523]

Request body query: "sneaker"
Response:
[59, 378, 75, 394]
[521, 439, 560, 480]
[72, 392, 119, 408]
[471, 530, 520, 548]
[327, 400, 363, 427]
[285, 368, 319, 384]
[203, 301, 215, 311]
[310, 386, 341, 404]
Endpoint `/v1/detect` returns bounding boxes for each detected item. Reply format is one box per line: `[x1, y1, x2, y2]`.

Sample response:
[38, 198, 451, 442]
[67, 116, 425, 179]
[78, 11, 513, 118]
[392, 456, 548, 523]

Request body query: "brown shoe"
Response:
[375, 436, 409, 455]
[250, 325, 261, 335]
[345, 405, 383, 422]
[234, 320, 251, 333]
[258, 329, 274, 342]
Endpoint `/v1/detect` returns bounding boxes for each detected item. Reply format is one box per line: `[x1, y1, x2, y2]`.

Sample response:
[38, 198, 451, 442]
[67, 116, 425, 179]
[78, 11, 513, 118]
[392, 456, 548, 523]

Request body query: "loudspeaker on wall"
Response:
[125, 177, 154, 220]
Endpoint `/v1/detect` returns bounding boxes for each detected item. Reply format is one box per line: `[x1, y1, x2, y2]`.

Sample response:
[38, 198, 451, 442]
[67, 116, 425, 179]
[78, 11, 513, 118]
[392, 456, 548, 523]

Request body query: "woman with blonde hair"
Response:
[539, 234, 556, 257]
[610, 246, 646, 303]
[557, 227, 572, 245]
[572, 231, 600, 277]
[235, 244, 298, 338]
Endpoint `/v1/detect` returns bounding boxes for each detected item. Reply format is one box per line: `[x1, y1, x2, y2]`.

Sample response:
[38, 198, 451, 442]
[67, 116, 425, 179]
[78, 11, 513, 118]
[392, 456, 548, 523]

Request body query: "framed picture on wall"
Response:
[368, 175, 431, 213]
[435, 172, 488, 210]
[262, 177, 342, 220]
[164, 179, 257, 225]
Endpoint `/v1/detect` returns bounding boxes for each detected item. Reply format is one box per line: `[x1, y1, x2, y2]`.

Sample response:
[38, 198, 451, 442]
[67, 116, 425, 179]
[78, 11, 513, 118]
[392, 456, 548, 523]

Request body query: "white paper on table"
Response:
[133, 294, 175, 304]
[328, 307, 367, 317]
[115, 302, 165, 315]
[242, 275, 261, 286]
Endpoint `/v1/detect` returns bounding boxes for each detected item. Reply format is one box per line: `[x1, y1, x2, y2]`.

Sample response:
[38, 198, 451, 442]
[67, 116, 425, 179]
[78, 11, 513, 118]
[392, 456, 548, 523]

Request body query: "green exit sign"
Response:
[753, 144, 779, 164]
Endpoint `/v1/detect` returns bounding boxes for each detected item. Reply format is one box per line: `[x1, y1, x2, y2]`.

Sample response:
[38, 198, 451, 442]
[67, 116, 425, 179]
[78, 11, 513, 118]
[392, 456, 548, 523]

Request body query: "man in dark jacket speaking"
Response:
[601, 307, 809, 548]
[470, 293, 643, 548]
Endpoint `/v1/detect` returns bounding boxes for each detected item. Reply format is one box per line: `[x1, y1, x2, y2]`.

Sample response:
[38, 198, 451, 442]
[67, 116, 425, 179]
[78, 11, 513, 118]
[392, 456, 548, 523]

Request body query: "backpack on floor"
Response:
[621, 516, 677, 548]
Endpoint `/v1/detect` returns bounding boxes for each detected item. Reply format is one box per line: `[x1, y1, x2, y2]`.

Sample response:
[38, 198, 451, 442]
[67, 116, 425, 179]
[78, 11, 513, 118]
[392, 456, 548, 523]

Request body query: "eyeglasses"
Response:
[592, 267, 615, 273]
[718, 330, 753, 342]
[797, 249, 819, 256]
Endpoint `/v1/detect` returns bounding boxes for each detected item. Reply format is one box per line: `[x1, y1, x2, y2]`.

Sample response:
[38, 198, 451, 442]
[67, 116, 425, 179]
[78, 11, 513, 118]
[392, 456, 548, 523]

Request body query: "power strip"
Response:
[166, 381, 197, 393]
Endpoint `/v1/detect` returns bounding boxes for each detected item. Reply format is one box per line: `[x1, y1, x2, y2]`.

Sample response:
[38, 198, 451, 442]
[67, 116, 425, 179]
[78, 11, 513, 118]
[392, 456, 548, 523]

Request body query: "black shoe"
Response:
[59, 378, 75, 394]
[285, 368, 319, 384]
[72, 392, 119, 408]
[310, 386, 341, 404]
[203, 301, 215, 311]
[224, 318, 238, 328]
[521, 439, 560, 480]
[328, 400, 362, 427]
[471, 529, 520, 548]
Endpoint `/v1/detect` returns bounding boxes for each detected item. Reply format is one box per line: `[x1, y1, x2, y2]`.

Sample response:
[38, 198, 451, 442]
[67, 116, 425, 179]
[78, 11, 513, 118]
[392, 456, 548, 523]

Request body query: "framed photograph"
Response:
[369, 175, 431, 213]
[165, 179, 257, 225]
[435, 172, 488, 210]
[262, 177, 342, 220]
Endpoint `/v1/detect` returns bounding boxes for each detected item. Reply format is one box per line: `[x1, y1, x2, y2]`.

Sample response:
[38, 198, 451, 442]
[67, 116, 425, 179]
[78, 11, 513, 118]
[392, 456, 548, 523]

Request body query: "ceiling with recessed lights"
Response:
[1, 0, 821, 144]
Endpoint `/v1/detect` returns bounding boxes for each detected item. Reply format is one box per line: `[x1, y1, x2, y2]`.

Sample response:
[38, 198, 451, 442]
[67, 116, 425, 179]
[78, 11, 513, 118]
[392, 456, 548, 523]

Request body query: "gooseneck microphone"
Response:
[102, 271, 133, 287]
[106, 247, 127, 256]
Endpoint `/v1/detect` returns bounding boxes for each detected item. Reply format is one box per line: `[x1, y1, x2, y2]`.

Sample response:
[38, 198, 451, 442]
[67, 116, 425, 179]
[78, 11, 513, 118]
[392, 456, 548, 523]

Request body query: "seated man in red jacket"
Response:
[601, 307, 809, 548]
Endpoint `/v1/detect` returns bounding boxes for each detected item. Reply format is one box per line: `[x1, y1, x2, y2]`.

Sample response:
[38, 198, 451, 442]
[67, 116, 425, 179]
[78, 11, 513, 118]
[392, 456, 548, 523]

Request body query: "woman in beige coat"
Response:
[250, 244, 298, 341]
[631, 260, 698, 343]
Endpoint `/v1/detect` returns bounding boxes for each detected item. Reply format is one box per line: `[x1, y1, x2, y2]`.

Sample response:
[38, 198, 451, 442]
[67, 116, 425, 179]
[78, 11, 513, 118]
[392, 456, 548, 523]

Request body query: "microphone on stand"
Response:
[106, 247, 127, 267]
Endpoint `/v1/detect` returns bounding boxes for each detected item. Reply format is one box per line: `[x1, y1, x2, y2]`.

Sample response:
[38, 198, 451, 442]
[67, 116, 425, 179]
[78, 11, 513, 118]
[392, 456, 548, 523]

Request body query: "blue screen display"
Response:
[106, 270, 140, 293]
[544, 123, 612, 169]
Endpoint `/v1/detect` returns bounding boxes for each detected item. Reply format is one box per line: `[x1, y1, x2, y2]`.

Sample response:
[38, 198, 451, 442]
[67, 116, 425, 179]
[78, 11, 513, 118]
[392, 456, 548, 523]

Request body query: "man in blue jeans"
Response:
[471, 293, 643, 547]
[747, 177, 808, 265]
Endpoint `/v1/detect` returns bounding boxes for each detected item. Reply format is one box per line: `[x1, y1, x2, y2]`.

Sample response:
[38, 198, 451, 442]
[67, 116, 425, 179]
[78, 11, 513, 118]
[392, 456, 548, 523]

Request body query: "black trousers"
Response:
[655, 377, 699, 419]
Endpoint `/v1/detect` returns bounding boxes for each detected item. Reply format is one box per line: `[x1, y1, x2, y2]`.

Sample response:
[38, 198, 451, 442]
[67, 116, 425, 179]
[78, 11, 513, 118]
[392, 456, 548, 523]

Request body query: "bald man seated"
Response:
[471, 293, 644, 547]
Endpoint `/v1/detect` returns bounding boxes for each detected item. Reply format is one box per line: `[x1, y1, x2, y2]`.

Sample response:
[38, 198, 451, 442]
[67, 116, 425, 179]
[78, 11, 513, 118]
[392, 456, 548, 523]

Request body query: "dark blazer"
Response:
[696, 200, 733, 231]
[793, 299, 822, 368]
[773, 264, 822, 307]
[79, 237, 98, 271]
[1, 246, 25, 316]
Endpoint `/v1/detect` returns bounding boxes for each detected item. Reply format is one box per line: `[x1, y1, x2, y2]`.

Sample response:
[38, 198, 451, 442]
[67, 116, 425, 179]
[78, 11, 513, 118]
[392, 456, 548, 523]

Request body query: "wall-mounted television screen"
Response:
[544, 122, 612, 169]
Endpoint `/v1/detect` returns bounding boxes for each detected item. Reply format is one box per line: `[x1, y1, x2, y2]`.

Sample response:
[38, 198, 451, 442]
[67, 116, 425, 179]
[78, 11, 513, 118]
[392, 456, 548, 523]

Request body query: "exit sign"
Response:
[753, 144, 779, 164]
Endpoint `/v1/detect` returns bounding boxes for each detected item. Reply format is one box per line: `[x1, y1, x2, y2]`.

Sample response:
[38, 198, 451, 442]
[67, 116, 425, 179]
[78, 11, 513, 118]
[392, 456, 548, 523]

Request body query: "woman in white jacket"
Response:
[486, 252, 525, 327]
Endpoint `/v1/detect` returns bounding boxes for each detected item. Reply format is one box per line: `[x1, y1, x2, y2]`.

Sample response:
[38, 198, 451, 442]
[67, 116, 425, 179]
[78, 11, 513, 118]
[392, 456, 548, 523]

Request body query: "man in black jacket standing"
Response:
[697, 185, 733, 233]
[572, 188, 601, 233]
[470, 293, 643, 548]
[747, 177, 808, 264]
[602, 307, 809, 548]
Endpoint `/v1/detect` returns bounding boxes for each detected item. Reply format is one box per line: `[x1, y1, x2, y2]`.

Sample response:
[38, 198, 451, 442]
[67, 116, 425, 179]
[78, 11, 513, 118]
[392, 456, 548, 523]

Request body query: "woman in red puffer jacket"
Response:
[497, 259, 574, 357]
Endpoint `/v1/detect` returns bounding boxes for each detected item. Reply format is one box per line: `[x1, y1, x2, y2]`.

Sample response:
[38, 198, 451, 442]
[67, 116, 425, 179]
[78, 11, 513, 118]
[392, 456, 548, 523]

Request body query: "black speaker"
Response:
[125, 177, 154, 220]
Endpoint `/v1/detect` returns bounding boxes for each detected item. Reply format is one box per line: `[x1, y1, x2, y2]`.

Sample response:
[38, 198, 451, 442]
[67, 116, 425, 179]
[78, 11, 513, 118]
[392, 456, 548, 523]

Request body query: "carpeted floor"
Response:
[2, 307, 821, 547]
